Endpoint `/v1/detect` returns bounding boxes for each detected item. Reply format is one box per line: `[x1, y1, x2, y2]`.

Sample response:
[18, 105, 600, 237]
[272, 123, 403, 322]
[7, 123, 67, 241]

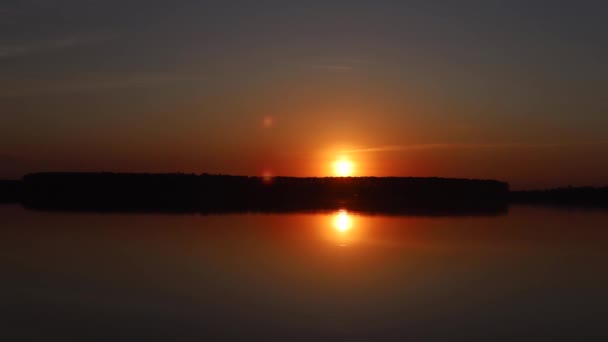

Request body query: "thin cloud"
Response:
[1, 72, 205, 97]
[310, 64, 354, 72]
[340, 141, 608, 153]
[0, 32, 111, 58]
[278, 59, 371, 73]
[309, 58, 376, 72]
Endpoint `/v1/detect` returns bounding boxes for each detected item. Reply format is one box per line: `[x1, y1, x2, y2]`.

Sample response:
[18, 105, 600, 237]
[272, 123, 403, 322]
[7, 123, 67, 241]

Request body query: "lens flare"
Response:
[262, 170, 274, 184]
[262, 116, 274, 128]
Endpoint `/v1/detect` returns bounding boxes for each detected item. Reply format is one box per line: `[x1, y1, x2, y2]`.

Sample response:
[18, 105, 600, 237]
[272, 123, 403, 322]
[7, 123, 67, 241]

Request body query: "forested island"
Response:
[0, 173, 606, 214]
[1, 172, 507, 215]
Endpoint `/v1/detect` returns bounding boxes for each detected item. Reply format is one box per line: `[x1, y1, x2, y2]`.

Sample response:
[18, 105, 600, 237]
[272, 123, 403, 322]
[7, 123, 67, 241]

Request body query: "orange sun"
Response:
[333, 158, 354, 177]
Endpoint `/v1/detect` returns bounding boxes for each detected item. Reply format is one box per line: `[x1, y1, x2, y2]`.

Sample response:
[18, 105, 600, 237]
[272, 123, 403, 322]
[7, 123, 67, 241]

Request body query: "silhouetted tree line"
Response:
[3, 173, 606, 213]
[511, 186, 608, 207]
[13, 172, 509, 215]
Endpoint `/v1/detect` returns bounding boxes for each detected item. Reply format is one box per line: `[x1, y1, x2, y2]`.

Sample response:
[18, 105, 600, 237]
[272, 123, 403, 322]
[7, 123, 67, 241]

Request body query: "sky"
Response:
[1, 0, 607, 189]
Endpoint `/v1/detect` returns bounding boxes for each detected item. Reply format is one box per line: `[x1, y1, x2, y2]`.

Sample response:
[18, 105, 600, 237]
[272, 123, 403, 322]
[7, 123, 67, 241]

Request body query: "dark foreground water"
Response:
[1, 205, 607, 341]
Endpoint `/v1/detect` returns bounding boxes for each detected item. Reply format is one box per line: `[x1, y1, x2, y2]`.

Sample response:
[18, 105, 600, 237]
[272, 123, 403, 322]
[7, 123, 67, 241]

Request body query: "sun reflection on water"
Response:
[330, 210, 357, 246]
[333, 210, 353, 232]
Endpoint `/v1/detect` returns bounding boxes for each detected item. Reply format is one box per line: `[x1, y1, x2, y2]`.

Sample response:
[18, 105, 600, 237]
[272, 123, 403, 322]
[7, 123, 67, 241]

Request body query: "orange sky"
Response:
[1, 1, 608, 189]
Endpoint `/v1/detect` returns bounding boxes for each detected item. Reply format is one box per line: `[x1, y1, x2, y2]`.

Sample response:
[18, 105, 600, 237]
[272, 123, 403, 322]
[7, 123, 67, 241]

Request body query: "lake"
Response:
[1, 204, 607, 341]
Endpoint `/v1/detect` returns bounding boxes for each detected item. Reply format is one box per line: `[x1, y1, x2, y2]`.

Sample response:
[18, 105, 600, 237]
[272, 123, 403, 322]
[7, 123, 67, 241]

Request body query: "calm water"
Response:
[1, 205, 607, 341]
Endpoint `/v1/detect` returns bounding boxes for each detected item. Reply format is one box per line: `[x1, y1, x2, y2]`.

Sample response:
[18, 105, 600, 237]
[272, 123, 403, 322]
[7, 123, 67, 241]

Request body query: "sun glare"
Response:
[334, 158, 354, 177]
[333, 210, 352, 232]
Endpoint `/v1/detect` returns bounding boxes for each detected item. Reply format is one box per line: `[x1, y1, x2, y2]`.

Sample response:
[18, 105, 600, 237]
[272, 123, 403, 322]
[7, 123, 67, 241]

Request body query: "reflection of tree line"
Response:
[511, 187, 608, 207]
[0, 173, 605, 214]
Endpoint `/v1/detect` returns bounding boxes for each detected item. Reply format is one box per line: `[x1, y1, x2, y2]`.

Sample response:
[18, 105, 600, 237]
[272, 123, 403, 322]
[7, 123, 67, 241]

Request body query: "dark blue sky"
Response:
[1, 1, 607, 188]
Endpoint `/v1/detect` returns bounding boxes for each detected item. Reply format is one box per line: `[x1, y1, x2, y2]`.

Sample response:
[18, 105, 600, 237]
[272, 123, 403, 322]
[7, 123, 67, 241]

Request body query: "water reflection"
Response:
[333, 210, 352, 232]
[2, 205, 608, 341]
[330, 210, 358, 246]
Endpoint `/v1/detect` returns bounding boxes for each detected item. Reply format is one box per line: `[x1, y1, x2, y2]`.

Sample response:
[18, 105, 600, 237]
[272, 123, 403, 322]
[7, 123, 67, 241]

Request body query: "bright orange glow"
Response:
[333, 210, 353, 232]
[261, 170, 273, 184]
[322, 210, 365, 247]
[262, 115, 274, 128]
[333, 158, 354, 177]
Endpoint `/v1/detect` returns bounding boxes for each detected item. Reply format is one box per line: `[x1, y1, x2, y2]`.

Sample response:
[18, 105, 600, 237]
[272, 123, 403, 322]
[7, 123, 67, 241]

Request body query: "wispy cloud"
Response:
[1, 72, 205, 97]
[0, 32, 111, 58]
[310, 64, 354, 72]
[279, 58, 373, 73]
[340, 141, 608, 153]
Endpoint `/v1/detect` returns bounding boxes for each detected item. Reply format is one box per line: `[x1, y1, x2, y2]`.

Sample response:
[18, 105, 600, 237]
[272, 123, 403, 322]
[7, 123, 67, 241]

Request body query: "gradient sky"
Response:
[1, 1, 607, 189]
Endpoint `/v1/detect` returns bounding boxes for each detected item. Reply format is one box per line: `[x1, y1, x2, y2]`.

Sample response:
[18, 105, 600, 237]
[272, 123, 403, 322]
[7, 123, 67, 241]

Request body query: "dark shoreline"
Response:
[1, 173, 606, 215]
[510, 187, 608, 207]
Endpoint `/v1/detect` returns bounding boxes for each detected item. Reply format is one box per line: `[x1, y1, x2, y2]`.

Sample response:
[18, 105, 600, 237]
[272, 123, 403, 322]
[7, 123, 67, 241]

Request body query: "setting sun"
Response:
[334, 158, 354, 177]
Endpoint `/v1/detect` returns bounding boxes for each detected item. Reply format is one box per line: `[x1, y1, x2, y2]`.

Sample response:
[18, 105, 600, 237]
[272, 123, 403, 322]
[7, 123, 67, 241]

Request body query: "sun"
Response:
[333, 158, 354, 177]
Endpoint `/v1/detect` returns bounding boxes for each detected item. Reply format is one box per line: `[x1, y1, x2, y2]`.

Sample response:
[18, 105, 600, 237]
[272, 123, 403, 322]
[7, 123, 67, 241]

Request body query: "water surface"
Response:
[1, 205, 607, 341]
